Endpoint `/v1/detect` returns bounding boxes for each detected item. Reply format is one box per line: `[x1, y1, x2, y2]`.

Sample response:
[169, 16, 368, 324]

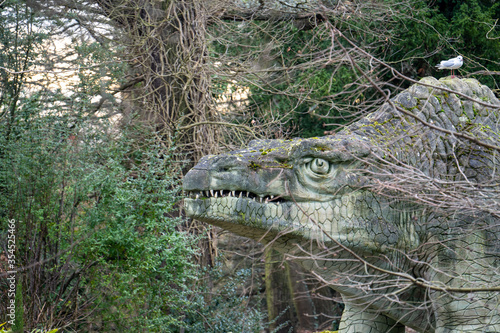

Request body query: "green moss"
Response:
[472, 105, 479, 117]
[249, 161, 261, 170]
[259, 147, 287, 156]
[259, 147, 280, 155]
[314, 145, 332, 152]
[360, 119, 394, 136]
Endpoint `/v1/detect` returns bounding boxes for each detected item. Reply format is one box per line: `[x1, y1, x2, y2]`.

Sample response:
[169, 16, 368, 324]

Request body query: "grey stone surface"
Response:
[183, 78, 500, 332]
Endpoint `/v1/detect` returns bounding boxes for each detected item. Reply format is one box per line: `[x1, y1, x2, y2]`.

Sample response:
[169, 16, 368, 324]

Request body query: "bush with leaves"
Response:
[0, 92, 200, 330]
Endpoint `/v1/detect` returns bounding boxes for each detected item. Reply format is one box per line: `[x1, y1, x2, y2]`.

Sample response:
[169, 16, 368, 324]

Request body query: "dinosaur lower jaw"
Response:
[184, 193, 390, 252]
[184, 196, 329, 237]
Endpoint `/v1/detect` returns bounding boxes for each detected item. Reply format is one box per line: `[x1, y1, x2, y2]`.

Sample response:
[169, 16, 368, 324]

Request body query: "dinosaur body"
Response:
[183, 78, 500, 332]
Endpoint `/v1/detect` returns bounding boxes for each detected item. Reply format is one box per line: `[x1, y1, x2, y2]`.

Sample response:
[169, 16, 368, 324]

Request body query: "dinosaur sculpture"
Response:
[183, 77, 500, 333]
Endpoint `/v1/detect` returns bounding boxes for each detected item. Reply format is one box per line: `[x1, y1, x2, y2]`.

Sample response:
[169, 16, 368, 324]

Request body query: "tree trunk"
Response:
[265, 247, 296, 333]
[266, 248, 343, 332]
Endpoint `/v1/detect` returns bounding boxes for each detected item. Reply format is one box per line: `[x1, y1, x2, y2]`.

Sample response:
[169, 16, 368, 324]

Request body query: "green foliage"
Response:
[12, 282, 23, 333]
[450, 0, 500, 64]
[73, 131, 200, 331]
[388, 0, 500, 87]
[388, 2, 448, 61]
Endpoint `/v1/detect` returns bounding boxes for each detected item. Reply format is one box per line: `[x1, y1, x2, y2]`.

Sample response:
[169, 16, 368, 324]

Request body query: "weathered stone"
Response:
[396, 92, 418, 109]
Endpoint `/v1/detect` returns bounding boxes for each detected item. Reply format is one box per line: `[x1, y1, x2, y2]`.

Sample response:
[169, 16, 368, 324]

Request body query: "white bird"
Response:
[435, 55, 463, 77]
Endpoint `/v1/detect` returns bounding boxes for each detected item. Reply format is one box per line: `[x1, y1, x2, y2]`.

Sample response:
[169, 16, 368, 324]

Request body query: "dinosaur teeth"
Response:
[190, 189, 285, 203]
[189, 189, 284, 204]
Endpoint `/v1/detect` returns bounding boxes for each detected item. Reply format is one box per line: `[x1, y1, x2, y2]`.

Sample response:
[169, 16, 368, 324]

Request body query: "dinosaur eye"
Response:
[309, 158, 330, 174]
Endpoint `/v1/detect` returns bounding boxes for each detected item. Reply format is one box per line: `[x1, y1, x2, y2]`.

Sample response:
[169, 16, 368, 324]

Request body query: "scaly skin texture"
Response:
[183, 77, 500, 333]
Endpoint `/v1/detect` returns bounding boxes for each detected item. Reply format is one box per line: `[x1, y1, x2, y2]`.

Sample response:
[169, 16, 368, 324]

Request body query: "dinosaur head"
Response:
[184, 134, 420, 253]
